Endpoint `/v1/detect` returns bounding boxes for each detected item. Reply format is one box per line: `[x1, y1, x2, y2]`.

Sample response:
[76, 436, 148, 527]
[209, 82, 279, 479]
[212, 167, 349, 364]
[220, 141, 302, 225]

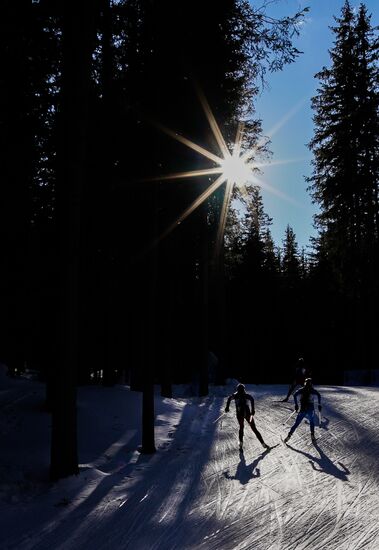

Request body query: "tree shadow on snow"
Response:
[321, 386, 358, 395]
[286, 442, 350, 481]
[223, 448, 271, 485]
[22, 396, 226, 550]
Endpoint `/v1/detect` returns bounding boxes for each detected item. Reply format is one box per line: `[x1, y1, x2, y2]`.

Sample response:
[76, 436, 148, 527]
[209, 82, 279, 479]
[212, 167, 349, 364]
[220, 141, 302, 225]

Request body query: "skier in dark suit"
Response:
[284, 378, 322, 443]
[225, 383, 270, 451]
[282, 357, 312, 402]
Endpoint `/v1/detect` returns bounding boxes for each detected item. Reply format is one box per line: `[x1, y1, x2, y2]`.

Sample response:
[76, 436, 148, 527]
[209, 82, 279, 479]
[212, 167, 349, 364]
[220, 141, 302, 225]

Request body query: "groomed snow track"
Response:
[1, 383, 379, 549]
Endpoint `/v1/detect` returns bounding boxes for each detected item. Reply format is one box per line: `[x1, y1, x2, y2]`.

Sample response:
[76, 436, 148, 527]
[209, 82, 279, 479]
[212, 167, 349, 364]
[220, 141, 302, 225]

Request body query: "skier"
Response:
[225, 383, 270, 451]
[282, 356, 311, 402]
[283, 378, 322, 443]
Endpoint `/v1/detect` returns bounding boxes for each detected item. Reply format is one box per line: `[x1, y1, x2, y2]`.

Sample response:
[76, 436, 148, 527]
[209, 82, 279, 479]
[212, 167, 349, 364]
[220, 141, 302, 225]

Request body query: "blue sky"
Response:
[254, 0, 379, 250]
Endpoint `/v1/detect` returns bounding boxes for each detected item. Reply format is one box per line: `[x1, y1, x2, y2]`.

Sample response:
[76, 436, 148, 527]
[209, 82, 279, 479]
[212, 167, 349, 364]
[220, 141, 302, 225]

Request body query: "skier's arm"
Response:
[293, 389, 301, 411]
[312, 388, 322, 410]
[247, 395, 255, 416]
[225, 394, 233, 412]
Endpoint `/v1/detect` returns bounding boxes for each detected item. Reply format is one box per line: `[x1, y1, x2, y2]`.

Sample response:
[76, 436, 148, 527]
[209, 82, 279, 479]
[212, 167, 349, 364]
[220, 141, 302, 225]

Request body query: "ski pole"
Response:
[213, 412, 226, 424]
[283, 410, 297, 425]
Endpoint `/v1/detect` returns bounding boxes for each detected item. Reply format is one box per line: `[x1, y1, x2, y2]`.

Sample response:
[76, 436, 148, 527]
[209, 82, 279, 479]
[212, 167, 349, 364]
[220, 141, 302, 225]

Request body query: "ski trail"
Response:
[303, 492, 335, 537]
[353, 523, 379, 550]
[3, 385, 379, 550]
[270, 498, 284, 548]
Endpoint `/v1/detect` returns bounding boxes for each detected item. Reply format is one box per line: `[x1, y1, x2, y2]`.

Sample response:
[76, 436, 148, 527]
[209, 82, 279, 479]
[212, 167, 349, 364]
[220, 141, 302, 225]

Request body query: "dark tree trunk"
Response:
[50, 1, 96, 481]
[159, 239, 174, 398]
[198, 205, 209, 397]
[0, 1, 31, 375]
[142, 376, 156, 453]
[141, 263, 156, 453]
[211, 237, 227, 385]
[99, 0, 114, 387]
[140, 159, 159, 452]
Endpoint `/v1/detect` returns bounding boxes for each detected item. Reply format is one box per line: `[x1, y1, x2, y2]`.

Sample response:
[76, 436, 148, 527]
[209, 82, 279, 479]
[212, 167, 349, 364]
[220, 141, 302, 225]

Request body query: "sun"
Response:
[219, 152, 253, 186]
[145, 85, 299, 253]
[149, 90, 257, 251]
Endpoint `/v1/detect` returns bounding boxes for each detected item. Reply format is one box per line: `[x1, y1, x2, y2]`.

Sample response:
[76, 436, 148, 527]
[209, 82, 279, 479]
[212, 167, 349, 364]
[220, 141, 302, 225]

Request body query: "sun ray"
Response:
[152, 174, 226, 248]
[146, 167, 223, 182]
[250, 174, 303, 207]
[236, 182, 250, 200]
[215, 180, 234, 259]
[233, 121, 245, 158]
[254, 156, 311, 169]
[195, 85, 230, 159]
[265, 97, 307, 140]
[241, 98, 308, 164]
[154, 121, 223, 164]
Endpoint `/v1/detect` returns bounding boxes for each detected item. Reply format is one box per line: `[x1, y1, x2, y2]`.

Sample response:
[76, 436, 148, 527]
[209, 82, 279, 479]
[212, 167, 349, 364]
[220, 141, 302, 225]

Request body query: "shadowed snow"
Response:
[0, 367, 378, 549]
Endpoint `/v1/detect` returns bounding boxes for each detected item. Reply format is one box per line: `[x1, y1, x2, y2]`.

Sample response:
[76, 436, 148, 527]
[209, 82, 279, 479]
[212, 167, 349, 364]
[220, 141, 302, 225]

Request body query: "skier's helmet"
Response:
[304, 377, 312, 389]
[236, 383, 246, 394]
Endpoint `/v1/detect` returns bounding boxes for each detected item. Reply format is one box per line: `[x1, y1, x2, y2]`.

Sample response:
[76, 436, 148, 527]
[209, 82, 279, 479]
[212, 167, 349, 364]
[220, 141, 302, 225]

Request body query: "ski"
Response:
[281, 434, 321, 447]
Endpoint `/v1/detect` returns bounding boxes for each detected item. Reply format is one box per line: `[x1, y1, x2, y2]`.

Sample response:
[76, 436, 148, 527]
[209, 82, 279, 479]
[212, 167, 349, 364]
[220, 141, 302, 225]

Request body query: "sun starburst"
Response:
[145, 87, 302, 253]
[150, 96, 256, 252]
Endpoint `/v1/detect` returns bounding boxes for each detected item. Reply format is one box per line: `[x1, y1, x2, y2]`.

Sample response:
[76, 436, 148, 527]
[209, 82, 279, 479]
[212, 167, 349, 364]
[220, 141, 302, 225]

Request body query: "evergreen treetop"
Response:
[307, 1, 379, 295]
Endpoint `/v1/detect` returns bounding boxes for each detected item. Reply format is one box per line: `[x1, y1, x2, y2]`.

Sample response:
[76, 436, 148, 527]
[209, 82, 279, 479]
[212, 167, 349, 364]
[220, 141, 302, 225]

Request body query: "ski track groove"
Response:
[3, 386, 379, 550]
[352, 522, 379, 550]
[270, 498, 284, 548]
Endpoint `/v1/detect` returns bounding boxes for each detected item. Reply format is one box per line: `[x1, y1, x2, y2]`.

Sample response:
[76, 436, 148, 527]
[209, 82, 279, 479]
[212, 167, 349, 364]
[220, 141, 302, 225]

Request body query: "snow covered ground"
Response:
[1, 365, 379, 550]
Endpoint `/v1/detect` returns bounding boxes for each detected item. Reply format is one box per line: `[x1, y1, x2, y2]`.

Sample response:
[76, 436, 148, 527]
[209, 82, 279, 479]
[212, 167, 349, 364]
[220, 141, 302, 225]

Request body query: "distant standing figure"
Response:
[282, 357, 311, 402]
[284, 378, 322, 443]
[225, 383, 270, 451]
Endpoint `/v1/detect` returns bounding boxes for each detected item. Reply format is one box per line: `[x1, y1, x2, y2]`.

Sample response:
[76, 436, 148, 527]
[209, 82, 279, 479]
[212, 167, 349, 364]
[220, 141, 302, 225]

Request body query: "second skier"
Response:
[225, 383, 271, 451]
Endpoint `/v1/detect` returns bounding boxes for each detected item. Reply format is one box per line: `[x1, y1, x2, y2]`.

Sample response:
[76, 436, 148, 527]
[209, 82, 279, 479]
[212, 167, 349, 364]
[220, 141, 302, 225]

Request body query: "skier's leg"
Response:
[238, 415, 244, 443]
[309, 411, 316, 440]
[285, 412, 305, 440]
[248, 416, 269, 448]
[283, 382, 296, 402]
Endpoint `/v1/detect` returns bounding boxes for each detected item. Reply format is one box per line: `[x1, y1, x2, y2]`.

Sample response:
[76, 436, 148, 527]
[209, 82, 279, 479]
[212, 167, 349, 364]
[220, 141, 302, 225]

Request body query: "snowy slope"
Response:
[1, 368, 379, 550]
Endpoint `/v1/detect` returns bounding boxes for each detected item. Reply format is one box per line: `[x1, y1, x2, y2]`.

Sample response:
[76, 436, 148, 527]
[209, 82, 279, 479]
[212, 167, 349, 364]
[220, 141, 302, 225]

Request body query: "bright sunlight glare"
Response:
[142, 85, 299, 258]
[220, 153, 253, 186]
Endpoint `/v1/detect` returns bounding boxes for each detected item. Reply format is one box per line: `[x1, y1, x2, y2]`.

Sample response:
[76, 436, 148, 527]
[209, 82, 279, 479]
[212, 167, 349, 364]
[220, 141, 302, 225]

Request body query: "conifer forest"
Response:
[1, 0, 378, 481]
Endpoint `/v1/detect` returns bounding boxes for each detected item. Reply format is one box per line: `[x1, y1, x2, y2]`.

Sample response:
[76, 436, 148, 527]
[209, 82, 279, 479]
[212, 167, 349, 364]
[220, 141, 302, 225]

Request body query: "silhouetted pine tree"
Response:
[262, 229, 281, 277]
[224, 186, 280, 380]
[279, 225, 304, 368]
[28, 7, 62, 406]
[50, 0, 97, 481]
[281, 225, 301, 288]
[307, 1, 379, 372]
[0, 1, 33, 375]
[307, 233, 344, 382]
[308, 1, 379, 290]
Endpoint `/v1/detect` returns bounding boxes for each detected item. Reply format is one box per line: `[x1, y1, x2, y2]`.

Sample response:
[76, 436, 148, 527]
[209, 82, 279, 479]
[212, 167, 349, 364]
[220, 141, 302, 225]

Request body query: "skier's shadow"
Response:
[286, 442, 350, 481]
[223, 448, 271, 485]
